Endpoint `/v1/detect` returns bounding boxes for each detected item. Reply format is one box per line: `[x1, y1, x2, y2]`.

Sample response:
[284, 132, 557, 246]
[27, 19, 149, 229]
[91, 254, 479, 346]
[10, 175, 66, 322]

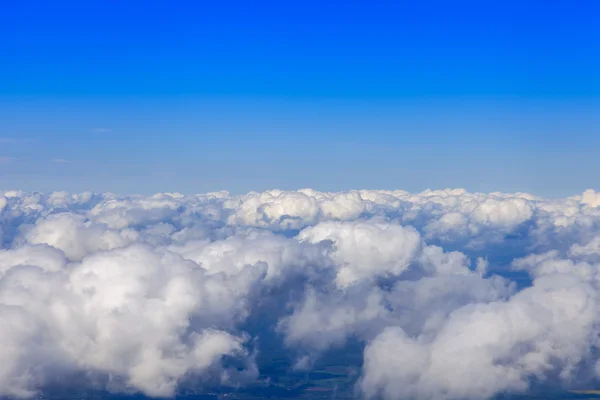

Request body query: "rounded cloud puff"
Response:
[298, 221, 422, 287]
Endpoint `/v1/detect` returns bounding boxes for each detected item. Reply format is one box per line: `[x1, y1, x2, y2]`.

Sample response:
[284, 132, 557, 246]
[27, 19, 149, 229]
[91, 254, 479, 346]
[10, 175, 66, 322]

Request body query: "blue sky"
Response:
[1, 0, 599, 196]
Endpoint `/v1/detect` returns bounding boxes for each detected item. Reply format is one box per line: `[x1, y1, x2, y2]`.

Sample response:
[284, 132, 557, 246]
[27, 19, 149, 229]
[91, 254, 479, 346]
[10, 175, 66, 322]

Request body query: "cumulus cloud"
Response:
[1, 187, 600, 399]
[298, 221, 423, 287]
[360, 274, 598, 400]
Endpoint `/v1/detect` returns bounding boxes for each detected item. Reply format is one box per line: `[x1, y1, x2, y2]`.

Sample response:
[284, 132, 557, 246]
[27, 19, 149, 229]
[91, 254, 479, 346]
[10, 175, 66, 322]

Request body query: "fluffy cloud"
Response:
[360, 274, 598, 400]
[1, 188, 600, 399]
[298, 221, 423, 287]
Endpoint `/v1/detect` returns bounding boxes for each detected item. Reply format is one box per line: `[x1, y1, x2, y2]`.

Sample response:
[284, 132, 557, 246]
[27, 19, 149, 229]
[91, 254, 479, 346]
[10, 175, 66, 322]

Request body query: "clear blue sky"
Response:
[1, 0, 599, 196]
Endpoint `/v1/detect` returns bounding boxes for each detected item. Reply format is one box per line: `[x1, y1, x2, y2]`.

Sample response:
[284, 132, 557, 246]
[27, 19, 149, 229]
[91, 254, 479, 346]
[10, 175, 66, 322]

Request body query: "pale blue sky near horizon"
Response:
[1, 1, 599, 197]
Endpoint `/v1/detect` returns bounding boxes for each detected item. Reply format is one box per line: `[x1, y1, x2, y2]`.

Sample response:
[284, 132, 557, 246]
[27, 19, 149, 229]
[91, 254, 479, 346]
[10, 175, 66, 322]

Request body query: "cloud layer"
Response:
[2, 188, 600, 399]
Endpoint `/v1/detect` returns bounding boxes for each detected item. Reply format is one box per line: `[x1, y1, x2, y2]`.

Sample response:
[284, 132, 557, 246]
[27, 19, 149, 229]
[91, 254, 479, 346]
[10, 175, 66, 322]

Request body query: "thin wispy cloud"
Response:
[0, 138, 35, 144]
[89, 128, 111, 134]
[51, 158, 74, 164]
[0, 156, 16, 164]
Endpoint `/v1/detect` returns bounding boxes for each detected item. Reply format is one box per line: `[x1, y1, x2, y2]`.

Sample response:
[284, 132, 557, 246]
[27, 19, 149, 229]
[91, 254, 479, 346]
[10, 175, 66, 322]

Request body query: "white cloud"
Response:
[360, 273, 598, 400]
[0, 188, 599, 398]
[298, 221, 423, 287]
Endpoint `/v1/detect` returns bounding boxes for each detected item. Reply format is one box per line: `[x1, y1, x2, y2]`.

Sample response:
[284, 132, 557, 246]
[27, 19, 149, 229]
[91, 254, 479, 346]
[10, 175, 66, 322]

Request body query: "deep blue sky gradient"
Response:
[1, 0, 599, 195]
